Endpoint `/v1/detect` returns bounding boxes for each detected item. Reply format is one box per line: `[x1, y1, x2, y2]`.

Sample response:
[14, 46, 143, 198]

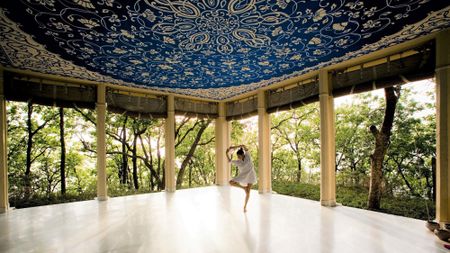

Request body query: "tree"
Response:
[271, 104, 320, 183]
[138, 126, 164, 191]
[24, 101, 57, 197]
[130, 118, 149, 190]
[175, 117, 213, 188]
[368, 86, 401, 210]
[383, 87, 436, 199]
[118, 115, 129, 185]
[59, 107, 66, 195]
[335, 93, 383, 187]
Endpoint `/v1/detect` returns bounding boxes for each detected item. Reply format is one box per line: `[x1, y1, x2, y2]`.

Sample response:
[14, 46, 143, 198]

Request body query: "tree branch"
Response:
[175, 119, 202, 148]
[198, 136, 215, 146]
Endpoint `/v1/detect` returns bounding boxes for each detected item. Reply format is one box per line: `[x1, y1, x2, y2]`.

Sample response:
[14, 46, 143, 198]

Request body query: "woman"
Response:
[226, 145, 257, 212]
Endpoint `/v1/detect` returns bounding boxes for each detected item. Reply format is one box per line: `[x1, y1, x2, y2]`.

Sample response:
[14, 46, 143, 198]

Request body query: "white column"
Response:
[226, 120, 231, 182]
[165, 95, 176, 192]
[319, 69, 336, 207]
[215, 102, 230, 185]
[436, 30, 450, 223]
[96, 84, 108, 201]
[0, 70, 9, 213]
[258, 90, 271, 193]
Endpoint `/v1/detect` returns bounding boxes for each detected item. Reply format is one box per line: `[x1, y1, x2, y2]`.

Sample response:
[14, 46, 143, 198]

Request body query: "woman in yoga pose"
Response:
[226, 145, 257, 212]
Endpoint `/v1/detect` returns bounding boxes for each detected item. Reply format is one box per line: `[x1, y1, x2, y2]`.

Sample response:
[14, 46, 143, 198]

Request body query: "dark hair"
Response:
[236, 148, 244, 156]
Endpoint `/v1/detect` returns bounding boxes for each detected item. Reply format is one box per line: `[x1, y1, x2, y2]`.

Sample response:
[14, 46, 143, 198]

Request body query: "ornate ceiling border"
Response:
[0, 6, 449, 100]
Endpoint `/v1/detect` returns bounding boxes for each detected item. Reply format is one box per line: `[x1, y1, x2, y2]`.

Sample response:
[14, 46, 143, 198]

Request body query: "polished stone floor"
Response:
[0, 186, 445, 253]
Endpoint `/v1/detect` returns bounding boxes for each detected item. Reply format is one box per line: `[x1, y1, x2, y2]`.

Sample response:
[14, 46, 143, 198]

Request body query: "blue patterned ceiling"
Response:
[0, 1, 449, 100]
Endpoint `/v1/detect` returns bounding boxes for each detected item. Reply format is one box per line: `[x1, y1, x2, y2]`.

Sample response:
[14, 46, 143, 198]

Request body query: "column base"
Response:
[215, 180, 229, 186]
[96, 196, 109, 201]
[0, 206, 9, 213]
[164, 188, 176, 193]
[439, 221, 450, 227]
[258, 189, 272, 194]
[321, 199, 336, 207]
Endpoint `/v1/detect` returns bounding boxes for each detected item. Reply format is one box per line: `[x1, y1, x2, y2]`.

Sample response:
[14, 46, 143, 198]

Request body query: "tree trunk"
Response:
[25, 101, 33, 197]
[157, 131, 163, 190]
[176, 120, 210, 187]
[147, 135, 155, 191]
[24, 101, 55, 197]
[130, 121, 148, 190]
[120, 116, 129, 184]
[351, 163, 357, 186]
[368, 86, 400, 210]
[147, 135, 155, 190]
[59, 107, 66, 195]
[395, 161, 415, 196]
[138, 135, 162, 190]
[189, 164, 192, 188]
[132, 135, 139, 190]
[296, 157, 302, 183]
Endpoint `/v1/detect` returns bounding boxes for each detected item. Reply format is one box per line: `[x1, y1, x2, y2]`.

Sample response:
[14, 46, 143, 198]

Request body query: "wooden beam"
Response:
[223, 32, 437, 102]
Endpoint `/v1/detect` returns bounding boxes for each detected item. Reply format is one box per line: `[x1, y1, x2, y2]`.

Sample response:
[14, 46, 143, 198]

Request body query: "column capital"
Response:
[97, 83, 106, 104]
[167, 94, 175, 113]
[257, 90, 267, 109]
[319, 69, 332, 95]
[436, 65, 450, 72]
[218, 102, 227, 118]
[436, 30, 450, 69]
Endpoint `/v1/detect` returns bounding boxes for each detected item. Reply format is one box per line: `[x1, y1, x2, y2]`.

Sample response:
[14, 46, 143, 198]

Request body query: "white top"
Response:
[230, 151, 257, 185]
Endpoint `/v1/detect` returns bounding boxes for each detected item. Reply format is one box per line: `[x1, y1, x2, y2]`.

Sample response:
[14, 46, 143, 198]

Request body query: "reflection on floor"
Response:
[0, 186, 444, 253]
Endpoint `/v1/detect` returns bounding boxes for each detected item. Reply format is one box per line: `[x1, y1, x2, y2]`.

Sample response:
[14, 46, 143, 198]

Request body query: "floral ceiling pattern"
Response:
[0, 0, 449, 100]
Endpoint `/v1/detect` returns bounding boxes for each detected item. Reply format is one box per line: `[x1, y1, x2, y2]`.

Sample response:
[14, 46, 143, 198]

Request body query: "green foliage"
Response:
[273, 181, 320, 200]
[7, 102, 219, 207]
[270, 81, 436, 218]
[337, 184, 435, 220]
[334, 92, 383, 187]
[273, 181, 435, 220]
[271, 104, 320, 183]
[174, 117, 215, 188]
[9, 192, 96, 209]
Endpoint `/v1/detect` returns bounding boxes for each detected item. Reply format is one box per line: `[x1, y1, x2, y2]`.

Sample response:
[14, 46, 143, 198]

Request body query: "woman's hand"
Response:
[226, 147, 232, 161]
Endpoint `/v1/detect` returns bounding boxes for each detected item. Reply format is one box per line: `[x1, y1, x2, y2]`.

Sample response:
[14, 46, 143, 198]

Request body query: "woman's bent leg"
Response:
[229, 180, 245, 189]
